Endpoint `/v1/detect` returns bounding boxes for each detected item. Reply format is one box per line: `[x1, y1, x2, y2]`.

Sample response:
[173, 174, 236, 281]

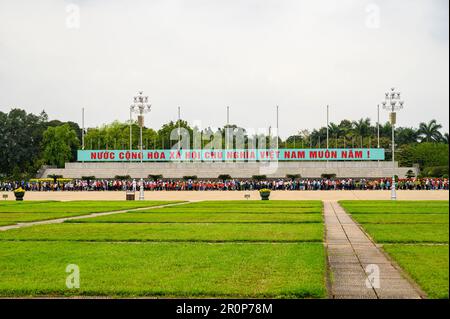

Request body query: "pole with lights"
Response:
[130, 91, 151, 200]
[382, 87, 404, 200]
[326, 105, 329, 149]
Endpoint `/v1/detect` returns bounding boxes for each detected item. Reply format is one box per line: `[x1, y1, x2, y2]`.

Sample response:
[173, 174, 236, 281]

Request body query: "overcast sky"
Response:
[0, 0, 448, 137]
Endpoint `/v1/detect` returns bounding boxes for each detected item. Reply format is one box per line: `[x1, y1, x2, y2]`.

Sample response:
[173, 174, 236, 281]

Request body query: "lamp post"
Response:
[382, 87, 404, 200]
[377, 104, 380, 148]
[326, 105, 329, 149]
[276, 105, 279, 149]
[130, 91, 151, 200]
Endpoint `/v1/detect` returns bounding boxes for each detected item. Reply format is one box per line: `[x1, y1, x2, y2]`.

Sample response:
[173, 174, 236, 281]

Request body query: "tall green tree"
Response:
[418, 120, 443, 142]
[42, 124, 80, 168]
[352, 118, 371, 137]
[0, 109, 48, 178]
[157, 120, 193, 149]
[395, 127, 419, 145]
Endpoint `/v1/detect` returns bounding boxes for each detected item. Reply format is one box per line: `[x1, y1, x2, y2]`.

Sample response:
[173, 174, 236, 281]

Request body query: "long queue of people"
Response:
[1, 178, 448, 192]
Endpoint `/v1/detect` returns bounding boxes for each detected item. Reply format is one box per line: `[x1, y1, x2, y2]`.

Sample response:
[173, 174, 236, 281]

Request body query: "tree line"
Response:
[0, 108, 448, 179]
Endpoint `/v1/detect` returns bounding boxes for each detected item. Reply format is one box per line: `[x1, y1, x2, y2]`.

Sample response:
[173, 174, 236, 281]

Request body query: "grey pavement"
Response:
[324, 200, 423, 299]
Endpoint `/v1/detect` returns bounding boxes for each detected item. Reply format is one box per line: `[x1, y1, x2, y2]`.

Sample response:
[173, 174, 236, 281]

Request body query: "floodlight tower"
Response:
[382, 87, 404, 200]
[130, 91, 152, 200]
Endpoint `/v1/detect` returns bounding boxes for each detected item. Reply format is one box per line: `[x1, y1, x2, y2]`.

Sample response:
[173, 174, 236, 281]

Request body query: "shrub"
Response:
[321, 173, 336, 179]
[148, 174, 163, 181]
[218, 174, 232, 181]
[81, 176, 96, 181]
[183, 175, 198, 180]
[286, 174, 301, 180]
[405, 170, 415, 178]
[422, 166, 449, 178]
[252, 175, 267, 181]
[114, 175, 131, 180]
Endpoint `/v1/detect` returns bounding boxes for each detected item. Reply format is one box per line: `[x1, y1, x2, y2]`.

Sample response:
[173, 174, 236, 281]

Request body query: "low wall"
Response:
[39, 161, 418, 179]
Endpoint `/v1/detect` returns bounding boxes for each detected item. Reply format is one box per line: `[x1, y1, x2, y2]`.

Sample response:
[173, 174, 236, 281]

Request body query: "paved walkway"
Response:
[0, 201, 192, 232]
[324, 201, 423, 299]
[2, 190, 448, 201]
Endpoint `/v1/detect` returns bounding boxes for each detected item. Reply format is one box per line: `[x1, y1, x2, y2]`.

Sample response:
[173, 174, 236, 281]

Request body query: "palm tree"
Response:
[442, 132, 449, 144]
[418, 120, 443, 142]
[352, 118, 371, 137]
[328, 123, 341, 138]
[395, 127, 419, 145]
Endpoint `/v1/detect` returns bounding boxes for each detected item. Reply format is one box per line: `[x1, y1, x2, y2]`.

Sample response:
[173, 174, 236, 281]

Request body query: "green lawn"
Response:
[360, 224, 448, 243]
[0, 201, 180, 225]
[0, 222, 323, 242]
[348, 213, 448, 224]
[69, 211, 322, 223]
[383, 245, 449, 299]
[0, 201, 180, 213]
[0, 241, 326, 298]
[340, 200, 449, 299]
[339, 200, 449, 214]
[0, 200, 326, 298]
[0, 222, 15, 227]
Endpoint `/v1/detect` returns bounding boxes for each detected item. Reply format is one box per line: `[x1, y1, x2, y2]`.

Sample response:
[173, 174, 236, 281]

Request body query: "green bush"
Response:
[148, 174, 163, 181]
[81, 176, 96, 181]
[405, 170, 415, 178]
[286, 174, 301, 180]
[115, 175, 131, 180]
[218, 174, 232, 181]
[321, 173, 336, 179]
[422, 166, 449, 178]
[252, 175, 267, 181]
[183, 175, 198, 180]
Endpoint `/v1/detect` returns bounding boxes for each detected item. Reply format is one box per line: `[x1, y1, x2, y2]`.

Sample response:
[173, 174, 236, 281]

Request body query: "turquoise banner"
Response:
[77, 148, 385, 162]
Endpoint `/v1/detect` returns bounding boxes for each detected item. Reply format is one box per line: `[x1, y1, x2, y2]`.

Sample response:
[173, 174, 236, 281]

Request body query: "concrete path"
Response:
[2, 190, 449, 201]
[324, 201, 423, 299]
[0, 201, 192, 232]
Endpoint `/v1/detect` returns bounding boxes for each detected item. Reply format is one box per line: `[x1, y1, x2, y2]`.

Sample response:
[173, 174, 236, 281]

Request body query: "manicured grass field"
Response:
[0, 200, 326, 298]
[69, 211, 323, 223]
[383, 245, 449, 299]
[68, 200, 322, 224]
[0, 201, 179, 224]
[359, 224, 448, 243]
[0, 222, 15, 226]
[0, 241, 325, 298]
[0, 222, 323, 242]
[340, 200, 449, 299]
[0, 200, 179, 213]
[339, 201, 448, 214]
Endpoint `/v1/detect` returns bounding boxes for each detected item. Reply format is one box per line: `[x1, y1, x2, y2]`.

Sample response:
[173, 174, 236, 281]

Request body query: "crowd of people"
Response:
[1, 177, 448, 192]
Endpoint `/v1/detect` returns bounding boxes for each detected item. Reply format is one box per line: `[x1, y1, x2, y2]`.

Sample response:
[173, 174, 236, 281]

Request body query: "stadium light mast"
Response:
[326, 105, 329, 149]
[382, 87, 404, 200]
[178, 106, 181, 153]
[377, 104, 380, 148]
[81, 107, 85, 150]
[276, 105, 279, 149]
[130, 91, 151, 200]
